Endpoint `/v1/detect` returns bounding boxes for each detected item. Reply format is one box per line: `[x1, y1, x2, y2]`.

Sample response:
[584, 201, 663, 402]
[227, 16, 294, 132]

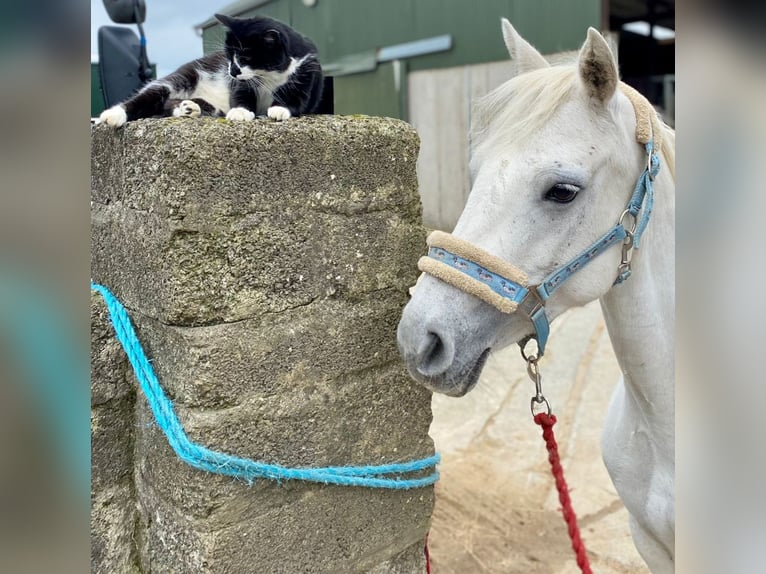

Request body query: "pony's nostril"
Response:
[416, 332, 440, 363]
[415, 331, 453, 376]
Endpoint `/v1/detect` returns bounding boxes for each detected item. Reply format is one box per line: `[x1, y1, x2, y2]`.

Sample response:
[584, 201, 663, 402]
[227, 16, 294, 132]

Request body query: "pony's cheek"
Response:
[546, 261, 618, 311]
[493, 306, 543, 346]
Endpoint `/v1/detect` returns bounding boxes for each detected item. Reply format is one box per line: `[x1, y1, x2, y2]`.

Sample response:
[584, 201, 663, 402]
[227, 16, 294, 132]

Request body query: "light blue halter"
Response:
[422, 140, 661, 357]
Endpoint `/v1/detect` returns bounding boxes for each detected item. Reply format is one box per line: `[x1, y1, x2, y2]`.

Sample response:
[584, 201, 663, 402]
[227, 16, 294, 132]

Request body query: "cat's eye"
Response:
[545, 183, 580, 204]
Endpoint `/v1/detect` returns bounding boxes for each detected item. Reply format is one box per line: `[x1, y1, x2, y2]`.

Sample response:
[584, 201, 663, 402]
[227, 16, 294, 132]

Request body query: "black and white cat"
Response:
[97, 14, 323, 127]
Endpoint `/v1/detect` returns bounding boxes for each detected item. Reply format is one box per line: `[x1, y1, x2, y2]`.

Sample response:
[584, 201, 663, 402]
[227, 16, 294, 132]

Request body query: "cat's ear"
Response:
[263, 29, 281, 45]
[214, 13, 239, 29]
[501, 18, 549, 75]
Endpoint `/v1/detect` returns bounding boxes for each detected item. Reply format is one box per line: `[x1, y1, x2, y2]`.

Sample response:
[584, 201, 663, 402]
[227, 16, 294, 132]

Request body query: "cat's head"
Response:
[215, 14, 291, 80]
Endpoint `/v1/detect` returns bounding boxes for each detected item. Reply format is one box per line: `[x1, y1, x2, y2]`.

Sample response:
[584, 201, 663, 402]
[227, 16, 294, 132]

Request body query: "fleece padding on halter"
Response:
[619, 82, 663, 154]
[424, 231, 529, 285]
[418, 257, 520, 314]
[417, 231, 530, 314]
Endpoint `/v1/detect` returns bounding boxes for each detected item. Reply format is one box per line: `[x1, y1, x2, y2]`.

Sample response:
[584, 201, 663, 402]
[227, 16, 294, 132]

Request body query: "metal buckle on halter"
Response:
[518, 288, 544, 318]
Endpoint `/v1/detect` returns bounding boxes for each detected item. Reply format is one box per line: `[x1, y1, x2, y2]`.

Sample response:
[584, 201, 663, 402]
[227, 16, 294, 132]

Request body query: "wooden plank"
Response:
[409, 67, 471, 231]
[408, 71, 440, 228]
[486, 60, 514, 93]
[433, 68, 470, 230]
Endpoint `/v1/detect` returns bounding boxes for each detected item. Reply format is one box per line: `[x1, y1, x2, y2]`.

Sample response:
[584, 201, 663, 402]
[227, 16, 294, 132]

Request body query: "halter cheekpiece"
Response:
[417, 83, 663, 356]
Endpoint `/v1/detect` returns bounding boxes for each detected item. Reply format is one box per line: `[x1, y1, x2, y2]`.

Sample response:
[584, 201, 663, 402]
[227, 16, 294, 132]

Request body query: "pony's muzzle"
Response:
[397, 272, 503, 395]
[397, 317, 456, 379]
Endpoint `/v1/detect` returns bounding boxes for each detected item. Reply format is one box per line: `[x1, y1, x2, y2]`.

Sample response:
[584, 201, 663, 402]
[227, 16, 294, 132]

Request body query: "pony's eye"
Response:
[545, 183, 580, 204]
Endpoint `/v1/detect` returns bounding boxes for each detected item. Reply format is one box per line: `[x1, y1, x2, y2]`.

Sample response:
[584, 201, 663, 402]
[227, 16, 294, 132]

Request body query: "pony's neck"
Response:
[599, 144, 675, 433]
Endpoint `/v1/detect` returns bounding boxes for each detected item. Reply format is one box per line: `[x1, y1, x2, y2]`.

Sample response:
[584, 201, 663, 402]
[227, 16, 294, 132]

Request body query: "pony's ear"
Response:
[578, 27, 619, 104]
[501, 18, 549, 74]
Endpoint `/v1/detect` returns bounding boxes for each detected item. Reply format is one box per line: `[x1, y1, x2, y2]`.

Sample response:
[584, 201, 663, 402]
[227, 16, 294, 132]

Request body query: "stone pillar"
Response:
[91, 293, 139, 573]
[91, 116, 434, 574]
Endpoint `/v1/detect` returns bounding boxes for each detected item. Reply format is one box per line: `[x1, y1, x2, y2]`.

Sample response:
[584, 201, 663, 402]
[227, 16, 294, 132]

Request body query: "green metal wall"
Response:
[333, 62, 407, 120]
[201, 0, 600, 119]
[203, 0, 600, 70]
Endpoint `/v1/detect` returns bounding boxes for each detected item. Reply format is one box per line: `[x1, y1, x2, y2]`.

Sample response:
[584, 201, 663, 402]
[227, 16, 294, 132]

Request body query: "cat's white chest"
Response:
[192, 71, 233, 113]
[254, 87, 274, 115]
[253, 56, 306, 114]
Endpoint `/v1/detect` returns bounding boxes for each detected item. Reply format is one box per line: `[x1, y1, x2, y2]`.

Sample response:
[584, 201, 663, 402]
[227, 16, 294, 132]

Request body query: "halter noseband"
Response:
[417, 83, 663, 356]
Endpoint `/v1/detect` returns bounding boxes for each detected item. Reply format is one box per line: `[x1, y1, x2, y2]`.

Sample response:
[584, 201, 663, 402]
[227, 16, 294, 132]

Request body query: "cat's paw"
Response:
[267, 106, 292, 121]
[226, 107, 255, 121]
[97, 106, 128, 128]
[173, 100, 201, 118]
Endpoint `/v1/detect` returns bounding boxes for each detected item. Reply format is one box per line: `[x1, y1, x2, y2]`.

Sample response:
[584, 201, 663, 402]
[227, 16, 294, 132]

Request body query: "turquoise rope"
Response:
[91, 283, 440, 489]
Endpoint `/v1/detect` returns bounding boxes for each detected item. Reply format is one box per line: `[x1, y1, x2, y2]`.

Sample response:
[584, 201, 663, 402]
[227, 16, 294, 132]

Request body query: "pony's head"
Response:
[398, 21, 658, 397]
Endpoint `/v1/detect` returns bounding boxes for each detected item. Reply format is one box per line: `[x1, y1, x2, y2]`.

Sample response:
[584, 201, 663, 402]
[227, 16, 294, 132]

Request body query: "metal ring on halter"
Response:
[618, 209, 638, 234]
[519, 336, 540, 363]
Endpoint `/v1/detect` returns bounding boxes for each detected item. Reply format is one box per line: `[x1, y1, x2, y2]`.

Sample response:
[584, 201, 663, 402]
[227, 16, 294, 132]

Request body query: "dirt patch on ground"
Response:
[429, 443, 646, 574]
[430, 452, 590, 574]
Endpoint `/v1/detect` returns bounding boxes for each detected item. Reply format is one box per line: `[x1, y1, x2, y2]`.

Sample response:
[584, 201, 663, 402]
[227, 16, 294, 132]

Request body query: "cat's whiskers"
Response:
[246, 76, 266, 91]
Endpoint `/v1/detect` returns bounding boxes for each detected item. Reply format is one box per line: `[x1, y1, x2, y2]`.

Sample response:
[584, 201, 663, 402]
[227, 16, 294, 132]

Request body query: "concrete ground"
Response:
[427, 301, 648, 573]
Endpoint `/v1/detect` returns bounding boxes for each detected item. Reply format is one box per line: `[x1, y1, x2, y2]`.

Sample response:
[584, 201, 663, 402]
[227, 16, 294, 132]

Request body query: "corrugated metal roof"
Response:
[195, 0, 272, 30]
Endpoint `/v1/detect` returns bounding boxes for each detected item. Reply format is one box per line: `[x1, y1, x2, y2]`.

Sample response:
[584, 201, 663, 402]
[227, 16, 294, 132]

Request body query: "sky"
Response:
[91, 0, 229, 77]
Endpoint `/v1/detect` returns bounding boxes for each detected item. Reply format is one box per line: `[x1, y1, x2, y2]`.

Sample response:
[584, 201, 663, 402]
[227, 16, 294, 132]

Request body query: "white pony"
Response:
[397, 21, 675, 573]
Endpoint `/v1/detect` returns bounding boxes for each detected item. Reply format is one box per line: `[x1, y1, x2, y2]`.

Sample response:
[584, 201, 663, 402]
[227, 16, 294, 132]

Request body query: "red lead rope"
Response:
[424, 532, 431, 573]
[533, 412, 593, 574]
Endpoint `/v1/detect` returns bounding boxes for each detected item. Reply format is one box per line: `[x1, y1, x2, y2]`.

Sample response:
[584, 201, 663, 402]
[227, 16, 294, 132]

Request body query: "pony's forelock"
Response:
[470, 65, 578, 165]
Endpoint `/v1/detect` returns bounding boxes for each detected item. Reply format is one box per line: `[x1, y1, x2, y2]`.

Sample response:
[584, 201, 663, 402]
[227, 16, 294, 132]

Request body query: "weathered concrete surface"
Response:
[91, 116, 422, 326]
[90, 293, 132, 407]
[91, 116, 434, 573]
[427, 302, 648, 573]
[365, 542, 427, 574]
[91, 294, 140, 574]
[131, 291, 411, 409]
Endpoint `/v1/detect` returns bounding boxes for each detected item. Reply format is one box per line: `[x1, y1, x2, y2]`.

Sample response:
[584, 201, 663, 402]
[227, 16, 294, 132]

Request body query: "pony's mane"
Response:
[658, 124, 675, 181]
[471, 65, 577, 164]
[471, 64, 676, 182]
